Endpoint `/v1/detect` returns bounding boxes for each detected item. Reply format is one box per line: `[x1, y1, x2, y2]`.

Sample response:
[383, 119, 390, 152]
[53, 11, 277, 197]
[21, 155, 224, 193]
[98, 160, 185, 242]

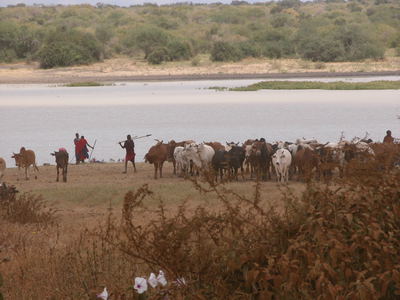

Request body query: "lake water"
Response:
[1, 77, 399, 166]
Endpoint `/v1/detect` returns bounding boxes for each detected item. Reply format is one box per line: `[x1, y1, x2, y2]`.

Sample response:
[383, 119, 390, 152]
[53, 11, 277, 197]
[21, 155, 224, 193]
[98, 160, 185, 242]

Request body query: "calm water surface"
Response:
[1, 77, 399, 166]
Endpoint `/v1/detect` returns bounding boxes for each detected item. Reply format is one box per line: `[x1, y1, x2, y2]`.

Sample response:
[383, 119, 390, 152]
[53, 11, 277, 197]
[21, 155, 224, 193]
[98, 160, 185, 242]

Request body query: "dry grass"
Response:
[0, 55, 399, 84]
[1, 159, 399, 299]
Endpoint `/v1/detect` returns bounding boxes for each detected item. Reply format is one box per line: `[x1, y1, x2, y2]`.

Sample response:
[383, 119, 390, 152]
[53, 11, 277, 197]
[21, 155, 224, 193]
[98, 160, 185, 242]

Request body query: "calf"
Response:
[11, 147, 39, 180]
[272, 148, 292, 183]
[51, 149, 69, 182]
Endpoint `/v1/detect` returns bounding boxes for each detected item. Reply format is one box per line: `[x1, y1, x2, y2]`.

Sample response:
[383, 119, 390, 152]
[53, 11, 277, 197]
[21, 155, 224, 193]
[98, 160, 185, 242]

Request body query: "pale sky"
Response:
[0, 0, 270, 6]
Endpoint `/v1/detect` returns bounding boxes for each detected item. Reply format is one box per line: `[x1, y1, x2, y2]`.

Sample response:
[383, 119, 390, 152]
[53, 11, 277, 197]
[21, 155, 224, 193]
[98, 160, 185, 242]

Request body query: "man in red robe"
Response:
[76, 135, 93, 163]
[119, 134, 137, 173]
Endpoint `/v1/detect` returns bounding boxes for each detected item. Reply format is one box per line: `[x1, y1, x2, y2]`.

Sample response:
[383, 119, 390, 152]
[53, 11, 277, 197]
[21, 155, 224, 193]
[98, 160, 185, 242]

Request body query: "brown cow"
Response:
[51, 149, 69, 182]
[248, 140, 273, 180]
[294, 146, 320, 182]
[204, 141, 225, 152]
[145, 141, 170, 179]
[0, 158, 6, 182]
[11, 147, 39, 180]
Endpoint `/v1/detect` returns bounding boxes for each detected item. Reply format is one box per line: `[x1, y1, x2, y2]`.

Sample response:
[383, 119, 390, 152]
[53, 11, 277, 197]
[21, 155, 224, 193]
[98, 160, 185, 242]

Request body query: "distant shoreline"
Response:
[1, 70, 400, 85]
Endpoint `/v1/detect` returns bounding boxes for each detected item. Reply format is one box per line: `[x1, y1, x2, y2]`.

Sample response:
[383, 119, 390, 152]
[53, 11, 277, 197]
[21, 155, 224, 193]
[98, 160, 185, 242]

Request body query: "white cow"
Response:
[0, 158, 5, 183]
[197, 143, 215, 169]
[173, 146, 187, 176]
[272, 148, 292, 183]
[182, 143, 215, 173]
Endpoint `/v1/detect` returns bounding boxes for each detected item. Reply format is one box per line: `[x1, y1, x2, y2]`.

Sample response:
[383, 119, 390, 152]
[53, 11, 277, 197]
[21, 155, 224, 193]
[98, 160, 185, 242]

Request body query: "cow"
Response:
[0, 158, 6, 183]
[228, 145, 245, 180]
[11, 147, 39, 180]
[243, 139, 255, 174]
[173, 146, 188, 176]
[168, 140, 195, 174]
[51, 148, 69, 182]
[212, 150, 230, 182]
[145, 141, 169, 179]
[248, 140, 273, 180]
[204, 141, 225, 152]
[293, 146, 320, 182]
[181, 143, 215, 174]
[272, 148, 292, 183]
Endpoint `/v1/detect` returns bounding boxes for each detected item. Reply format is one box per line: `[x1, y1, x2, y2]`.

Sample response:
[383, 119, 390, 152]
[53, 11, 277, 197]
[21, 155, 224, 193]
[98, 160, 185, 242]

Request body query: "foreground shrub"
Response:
[0, 184, 56, 225]
[3, 169, 400, 299]
[94, 169, 400, 299]
[38, 28, 102, 69]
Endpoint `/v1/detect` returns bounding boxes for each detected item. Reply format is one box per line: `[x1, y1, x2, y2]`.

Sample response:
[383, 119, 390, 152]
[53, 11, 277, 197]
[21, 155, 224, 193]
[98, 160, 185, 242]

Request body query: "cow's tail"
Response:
[34, 163, 39, 172]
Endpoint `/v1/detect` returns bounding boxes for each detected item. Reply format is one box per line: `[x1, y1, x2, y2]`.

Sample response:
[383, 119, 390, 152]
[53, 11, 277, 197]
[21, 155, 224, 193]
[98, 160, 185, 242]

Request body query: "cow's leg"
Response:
[63, 166, 67, 182]
[173, 160, 176, 175]
[25, 166, 29, 180]
[56, 166, 59, 182]
[154, 163, 158, 179]
[160, 162, 164, 178]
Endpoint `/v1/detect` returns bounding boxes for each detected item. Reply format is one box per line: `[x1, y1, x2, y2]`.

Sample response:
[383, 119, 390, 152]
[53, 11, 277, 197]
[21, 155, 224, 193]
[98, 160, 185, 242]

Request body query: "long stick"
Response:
[117, 134, 152, 144]
[89, 139, 97, 161]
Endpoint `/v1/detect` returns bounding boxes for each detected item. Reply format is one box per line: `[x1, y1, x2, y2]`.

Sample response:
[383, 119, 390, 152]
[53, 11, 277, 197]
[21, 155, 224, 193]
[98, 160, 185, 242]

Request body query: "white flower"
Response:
[97, 287, 108, 300]
[157, 270, 168, 287]
[148, 272, 158, 288]
[175, 277, 186, 287]
[134, 277, 148, 294]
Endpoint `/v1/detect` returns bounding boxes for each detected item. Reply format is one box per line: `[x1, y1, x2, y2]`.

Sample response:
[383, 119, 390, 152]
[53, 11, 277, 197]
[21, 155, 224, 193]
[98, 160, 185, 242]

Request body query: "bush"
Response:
[297, 25, 384, 62]
[38, 28, 102, 68]
[90, 167, 400, 299]
[147, 47, 170, 64]
[0, 184, 56, 226]
[124, 26, 170, 59]
[166, 39, 192, 61]
[210, 41, 244, 62]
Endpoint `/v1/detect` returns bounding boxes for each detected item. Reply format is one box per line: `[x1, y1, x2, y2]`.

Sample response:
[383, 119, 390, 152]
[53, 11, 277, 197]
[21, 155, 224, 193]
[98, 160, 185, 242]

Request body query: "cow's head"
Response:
[11, 152, 22, 166]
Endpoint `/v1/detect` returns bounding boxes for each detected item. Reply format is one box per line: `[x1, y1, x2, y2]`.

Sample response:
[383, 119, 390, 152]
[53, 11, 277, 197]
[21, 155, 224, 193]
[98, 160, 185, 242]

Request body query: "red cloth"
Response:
[76, 138, 89, 160]
[126, 152, 136, 162]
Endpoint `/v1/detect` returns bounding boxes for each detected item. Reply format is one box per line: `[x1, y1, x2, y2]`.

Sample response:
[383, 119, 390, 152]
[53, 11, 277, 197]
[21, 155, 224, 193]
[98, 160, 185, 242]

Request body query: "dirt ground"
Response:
[0, 56, 399, 84]
[2, 162, 305, 228]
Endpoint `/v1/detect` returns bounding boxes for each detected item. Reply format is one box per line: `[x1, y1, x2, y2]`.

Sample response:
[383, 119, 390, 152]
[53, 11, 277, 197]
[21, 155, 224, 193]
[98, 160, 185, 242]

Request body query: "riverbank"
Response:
[1, 57, 400, 84]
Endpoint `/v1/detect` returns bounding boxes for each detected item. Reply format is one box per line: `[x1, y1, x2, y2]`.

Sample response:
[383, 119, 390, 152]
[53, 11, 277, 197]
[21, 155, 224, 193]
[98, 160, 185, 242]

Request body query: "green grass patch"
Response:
[64, 81, 112, 87]
[230, 80, 400, 91]
[208, 86, 228, 91]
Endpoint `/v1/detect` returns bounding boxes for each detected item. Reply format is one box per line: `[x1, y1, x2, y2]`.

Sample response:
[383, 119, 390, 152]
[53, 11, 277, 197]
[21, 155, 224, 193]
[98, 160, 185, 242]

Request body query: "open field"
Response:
[1, 161, 305, 238]
[1, 160, 400, 299]
[1, 56, 400, 84]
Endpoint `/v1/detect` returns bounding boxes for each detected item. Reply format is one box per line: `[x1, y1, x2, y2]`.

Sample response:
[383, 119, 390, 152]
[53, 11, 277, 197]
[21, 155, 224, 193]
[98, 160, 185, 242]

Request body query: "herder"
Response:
[119, 134, 137, 173]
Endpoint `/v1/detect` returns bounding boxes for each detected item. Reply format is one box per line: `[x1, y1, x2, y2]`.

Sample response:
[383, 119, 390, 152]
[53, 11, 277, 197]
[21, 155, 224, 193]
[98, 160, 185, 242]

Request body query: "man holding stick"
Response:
[119, 134, 137, 173]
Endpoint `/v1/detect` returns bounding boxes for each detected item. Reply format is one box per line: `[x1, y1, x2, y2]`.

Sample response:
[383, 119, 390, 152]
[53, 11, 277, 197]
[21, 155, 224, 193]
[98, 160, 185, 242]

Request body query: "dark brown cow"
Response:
[51, 149, 69, 182]
[145, 141, 170, 179]
[248, 140, 273, 180]
[294, 146, 320, 182]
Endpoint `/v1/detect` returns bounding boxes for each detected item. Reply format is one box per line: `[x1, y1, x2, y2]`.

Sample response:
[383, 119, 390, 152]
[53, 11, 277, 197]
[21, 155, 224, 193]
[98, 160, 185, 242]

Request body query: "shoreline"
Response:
[0, 70, 400, 84]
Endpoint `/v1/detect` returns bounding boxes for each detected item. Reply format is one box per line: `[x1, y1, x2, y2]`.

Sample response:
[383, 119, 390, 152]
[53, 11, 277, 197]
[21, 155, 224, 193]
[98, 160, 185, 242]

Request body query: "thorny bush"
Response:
[0, 184, 56, 226]
[2, 168, 400, 299]
[96, 169, 400, 299]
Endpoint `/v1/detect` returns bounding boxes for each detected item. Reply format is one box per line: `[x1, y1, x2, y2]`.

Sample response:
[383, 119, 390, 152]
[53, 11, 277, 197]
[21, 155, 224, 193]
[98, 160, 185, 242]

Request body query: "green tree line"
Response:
[0, 0, 399, 68]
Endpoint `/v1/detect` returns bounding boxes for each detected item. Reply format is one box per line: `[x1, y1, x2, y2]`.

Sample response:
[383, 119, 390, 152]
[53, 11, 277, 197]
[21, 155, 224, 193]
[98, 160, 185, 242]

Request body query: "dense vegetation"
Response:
[229, 80, 400, 90]
[0, 0, 399, 68]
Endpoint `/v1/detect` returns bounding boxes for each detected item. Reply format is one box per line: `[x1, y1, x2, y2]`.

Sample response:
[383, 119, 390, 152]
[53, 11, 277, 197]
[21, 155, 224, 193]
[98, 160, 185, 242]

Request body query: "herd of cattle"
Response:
[144, 136, 399, 182]
[1, 135, 399, 184]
